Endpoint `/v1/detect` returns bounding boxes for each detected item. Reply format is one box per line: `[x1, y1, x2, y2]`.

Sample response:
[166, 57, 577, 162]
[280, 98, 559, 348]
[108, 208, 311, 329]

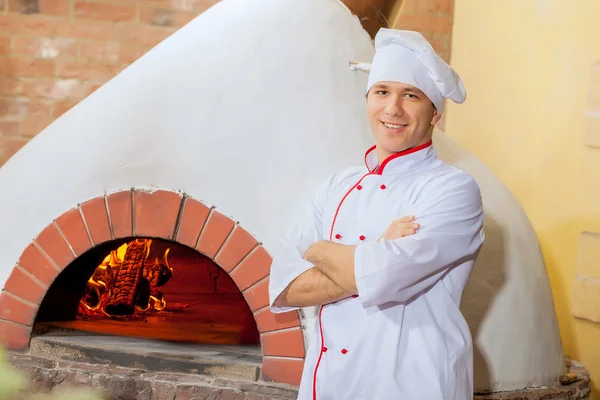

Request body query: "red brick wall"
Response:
[393, 0, 454, 63]
[0, 0, 218, 166]
[0, 0, 455, 167]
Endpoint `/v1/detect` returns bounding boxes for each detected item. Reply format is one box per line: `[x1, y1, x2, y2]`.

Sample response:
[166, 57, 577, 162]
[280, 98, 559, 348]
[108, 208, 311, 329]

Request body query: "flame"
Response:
[78, 239, 173, 318]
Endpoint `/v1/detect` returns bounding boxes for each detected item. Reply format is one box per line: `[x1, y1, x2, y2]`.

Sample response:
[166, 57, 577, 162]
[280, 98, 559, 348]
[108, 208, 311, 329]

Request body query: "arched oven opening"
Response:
[33, 237, 260, 346]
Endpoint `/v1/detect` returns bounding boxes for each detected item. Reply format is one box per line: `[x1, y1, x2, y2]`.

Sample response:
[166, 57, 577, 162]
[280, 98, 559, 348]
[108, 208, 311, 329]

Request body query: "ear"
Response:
[430, 106, 442, 126]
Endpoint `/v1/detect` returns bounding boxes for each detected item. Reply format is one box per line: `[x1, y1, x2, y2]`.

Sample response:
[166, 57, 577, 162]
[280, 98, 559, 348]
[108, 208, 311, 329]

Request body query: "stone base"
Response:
[9, 352, 298, 400]
[8, 333, 591, 400]
[474, 359, 591, 400]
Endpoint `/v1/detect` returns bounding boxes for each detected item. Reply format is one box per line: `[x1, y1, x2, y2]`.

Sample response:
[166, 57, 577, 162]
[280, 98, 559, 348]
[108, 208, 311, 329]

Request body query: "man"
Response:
[268, 28, 484, 399]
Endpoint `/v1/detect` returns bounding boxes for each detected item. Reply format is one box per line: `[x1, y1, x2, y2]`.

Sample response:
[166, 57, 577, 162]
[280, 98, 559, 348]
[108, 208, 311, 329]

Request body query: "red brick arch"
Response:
[0, 189, 305, 386]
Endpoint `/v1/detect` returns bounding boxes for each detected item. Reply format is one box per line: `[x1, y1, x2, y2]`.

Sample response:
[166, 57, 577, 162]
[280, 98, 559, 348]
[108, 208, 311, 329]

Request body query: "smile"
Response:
[382, 122, 408, 129]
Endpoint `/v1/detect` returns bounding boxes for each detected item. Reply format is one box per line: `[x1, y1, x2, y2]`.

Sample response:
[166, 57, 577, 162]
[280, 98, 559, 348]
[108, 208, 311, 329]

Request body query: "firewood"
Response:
[105, 240, 147, 316]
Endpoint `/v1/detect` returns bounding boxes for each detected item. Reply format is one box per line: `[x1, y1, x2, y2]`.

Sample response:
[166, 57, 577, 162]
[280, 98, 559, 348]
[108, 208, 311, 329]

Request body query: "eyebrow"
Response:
[372, 84, 425, 96]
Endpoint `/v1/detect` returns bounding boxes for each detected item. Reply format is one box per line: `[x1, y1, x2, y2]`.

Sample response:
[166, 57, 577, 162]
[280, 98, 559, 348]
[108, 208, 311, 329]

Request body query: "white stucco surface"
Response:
[0, 0, 564, 392]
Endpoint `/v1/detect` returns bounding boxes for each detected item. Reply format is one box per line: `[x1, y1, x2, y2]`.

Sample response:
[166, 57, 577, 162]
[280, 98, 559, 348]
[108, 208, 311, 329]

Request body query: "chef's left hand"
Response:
[377, 215, 420, 242]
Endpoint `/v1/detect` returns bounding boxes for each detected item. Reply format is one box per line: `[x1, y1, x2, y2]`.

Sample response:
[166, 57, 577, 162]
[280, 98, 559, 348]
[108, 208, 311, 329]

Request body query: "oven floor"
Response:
[29, 332, 262, 381]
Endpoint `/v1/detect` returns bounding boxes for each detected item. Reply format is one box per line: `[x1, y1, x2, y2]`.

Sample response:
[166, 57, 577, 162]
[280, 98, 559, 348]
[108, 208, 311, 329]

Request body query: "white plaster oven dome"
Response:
[0, 0, 564, 393]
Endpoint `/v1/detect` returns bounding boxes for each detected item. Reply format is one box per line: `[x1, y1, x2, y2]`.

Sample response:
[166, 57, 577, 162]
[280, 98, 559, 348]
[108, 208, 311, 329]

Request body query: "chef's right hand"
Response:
[377, 216, 420, 242]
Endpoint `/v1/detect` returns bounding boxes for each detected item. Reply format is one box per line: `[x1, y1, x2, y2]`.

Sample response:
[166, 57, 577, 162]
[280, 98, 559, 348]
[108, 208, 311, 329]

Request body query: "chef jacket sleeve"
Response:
[354, 173, 484, 307]
[268, 173, 335, 314]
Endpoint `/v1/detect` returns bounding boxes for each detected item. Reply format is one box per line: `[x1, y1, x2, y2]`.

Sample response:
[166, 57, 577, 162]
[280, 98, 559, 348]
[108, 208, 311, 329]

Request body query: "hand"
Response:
[304, 241, 326, 263]
[377, 216, 420, 242]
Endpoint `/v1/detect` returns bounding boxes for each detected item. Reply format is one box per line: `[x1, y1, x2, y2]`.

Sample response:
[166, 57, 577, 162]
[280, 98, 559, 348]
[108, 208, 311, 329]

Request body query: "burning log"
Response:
[105, 240, 148, 316]
[80, 239, 173, 318]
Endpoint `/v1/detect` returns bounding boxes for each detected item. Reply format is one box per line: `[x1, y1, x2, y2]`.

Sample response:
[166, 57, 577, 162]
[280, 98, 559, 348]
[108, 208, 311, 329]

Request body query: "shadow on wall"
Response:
[460, 214, 507, 392]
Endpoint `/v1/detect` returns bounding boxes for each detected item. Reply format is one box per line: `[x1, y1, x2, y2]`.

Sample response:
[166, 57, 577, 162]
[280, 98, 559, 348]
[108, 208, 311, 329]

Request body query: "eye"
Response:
[376, 90, 389, 95]
[404, 93, 418, 99]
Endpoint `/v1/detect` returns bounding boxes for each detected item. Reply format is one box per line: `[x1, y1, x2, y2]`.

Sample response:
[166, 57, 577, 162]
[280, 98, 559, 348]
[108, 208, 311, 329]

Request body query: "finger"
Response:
[392, 215, 415, 224]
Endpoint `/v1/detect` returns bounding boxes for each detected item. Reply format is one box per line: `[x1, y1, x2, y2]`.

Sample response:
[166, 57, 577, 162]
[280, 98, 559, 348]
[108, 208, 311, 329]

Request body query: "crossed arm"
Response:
[273, 216, 419, 308]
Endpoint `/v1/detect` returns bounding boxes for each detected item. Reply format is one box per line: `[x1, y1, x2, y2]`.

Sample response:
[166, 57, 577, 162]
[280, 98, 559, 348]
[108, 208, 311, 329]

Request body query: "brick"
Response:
[4, 266, 47, 304]
[586, 61, 600, 111]
[196, 210, 235, 258]
[12, 36, 77, 59]
[571, 276, 600, 323]
[0, 121, 19, 136]
[56, 208, 92, 256]
[21, 113, 52, 137]
[20, 97, 52, 136]
[0, 320, 31, 349]
[0, 78, 21, 94]
[17, 243, 58, 287]
[133, 0, 219, 12]
[133, 189, 182, 239]
[79, 41, 120, 63]
[0, 97, 26, 120]
[8, 0, 71, 16]
[261, 329, 305, 358]
[215, 226, 258, 272]
[22, 78, 94, 100]
[0, 292, 37, 325]
[584, 114, 600, 148]
[35, 223, 74, 269]
[229, 247, 271, 291]
[0, 136, 29, 158]
[107, 191, 132, 238]
[57, 59, 121, 82]
[74, 1, 137, 22]
[254, 307, 300, 334]
[175, 197, 210, 249]
[52, 99, 79, 118]
[80, 196, 111, 245]
[261, 357, 304, 386]
[115, 24, 177, 47]
[55, 20, 115, 40]
[0, 14, 54, 35]
[117, 42, 149, 64]
[0, 35, 10, 53]
[243, 276, 270, 312]
[139, 7, 196, 27]
[0, 56, 55, 78]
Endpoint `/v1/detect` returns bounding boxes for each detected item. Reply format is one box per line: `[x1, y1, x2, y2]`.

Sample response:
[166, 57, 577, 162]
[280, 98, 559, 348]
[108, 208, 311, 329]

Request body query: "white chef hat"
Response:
[360, 28, 466, 114]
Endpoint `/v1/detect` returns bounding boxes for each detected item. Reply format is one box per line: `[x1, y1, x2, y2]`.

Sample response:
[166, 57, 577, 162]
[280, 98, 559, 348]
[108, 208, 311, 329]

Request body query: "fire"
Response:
[78, 239, 173, 318]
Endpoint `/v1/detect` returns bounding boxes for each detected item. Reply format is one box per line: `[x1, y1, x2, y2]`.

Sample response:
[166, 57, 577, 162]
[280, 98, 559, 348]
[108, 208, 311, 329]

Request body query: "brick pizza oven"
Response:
[0, 0, 383, 397]
[1, 189, 306, 395]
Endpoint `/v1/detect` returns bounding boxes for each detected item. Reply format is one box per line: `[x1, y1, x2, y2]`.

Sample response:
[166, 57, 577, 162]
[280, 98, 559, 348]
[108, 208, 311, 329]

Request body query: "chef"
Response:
[269, 28, 485, 400]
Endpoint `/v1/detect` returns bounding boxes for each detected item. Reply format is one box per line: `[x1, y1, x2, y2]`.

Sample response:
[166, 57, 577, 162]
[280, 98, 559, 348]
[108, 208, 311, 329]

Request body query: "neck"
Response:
[376, 138, 433, 164]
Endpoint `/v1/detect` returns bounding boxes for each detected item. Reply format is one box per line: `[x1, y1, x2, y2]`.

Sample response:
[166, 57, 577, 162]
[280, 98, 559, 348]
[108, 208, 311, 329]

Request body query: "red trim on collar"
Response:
[366, 140, 433, 175]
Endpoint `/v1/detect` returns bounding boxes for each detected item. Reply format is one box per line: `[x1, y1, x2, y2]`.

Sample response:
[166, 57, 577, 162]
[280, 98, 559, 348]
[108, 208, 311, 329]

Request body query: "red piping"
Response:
[313, 140, 433, 398]
[376, 140, 432, 174]
[364, 140, 433, 174]
[312, 305, 325, 400]
[328, 172, 373, 241]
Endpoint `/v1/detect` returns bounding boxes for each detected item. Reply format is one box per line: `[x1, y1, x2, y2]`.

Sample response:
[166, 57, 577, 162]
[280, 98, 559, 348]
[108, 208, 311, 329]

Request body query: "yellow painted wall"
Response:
[444, 0, 600, 396]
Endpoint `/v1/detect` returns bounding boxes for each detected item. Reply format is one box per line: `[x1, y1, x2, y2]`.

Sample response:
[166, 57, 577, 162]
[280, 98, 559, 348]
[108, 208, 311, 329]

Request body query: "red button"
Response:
[359, 235, 366, 241]
[322, 347, 328, 352]
[356, 185, 363, 190]
[335, 234, 342, 239]
[341, 349, 348, 354]
[380, 184, 386, 190]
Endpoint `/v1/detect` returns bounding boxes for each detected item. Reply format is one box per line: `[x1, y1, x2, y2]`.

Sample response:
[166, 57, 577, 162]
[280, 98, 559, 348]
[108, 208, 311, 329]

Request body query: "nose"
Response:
[384, 97, 404, 117]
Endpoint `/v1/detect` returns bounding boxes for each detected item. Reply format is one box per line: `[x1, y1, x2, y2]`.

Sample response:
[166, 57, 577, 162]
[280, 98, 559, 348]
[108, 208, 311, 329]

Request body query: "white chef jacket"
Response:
[269, 141, 485, 400]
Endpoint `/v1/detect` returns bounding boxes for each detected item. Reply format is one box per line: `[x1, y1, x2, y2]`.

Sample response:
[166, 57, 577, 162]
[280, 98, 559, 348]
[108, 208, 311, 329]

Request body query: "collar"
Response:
[364, 140, 436, 175]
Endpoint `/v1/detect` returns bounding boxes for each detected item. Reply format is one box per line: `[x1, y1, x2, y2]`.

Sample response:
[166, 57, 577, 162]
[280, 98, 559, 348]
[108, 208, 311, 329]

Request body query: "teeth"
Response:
[384, 123, 405, 129]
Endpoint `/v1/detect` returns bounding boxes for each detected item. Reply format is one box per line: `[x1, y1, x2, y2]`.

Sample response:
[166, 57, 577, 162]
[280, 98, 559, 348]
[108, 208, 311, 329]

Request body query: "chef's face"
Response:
[366, 81, 441, 163]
